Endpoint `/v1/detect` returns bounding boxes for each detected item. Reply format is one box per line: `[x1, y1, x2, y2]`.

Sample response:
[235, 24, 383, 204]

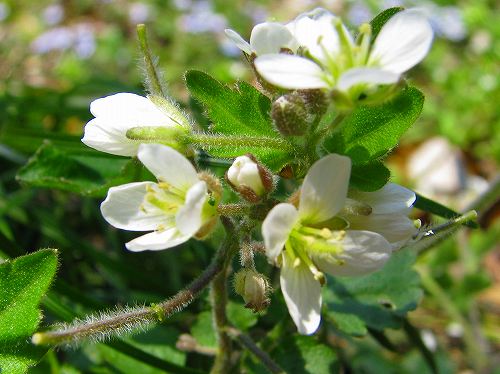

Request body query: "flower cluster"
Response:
[81, 7, 428, 335]
[227, 8, 433, 105]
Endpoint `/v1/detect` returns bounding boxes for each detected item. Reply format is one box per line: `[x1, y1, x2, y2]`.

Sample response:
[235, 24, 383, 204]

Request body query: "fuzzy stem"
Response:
[188, 133, 294, 152]
[217, 203, 249, 216]
[210, 220, 238, 374]
[226, 327, 285, 374]
[137, 24, 166, 98]
[32, 235, 235, 347]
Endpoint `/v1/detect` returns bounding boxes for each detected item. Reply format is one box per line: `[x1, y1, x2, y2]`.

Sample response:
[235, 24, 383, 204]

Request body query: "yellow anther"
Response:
[293, 257, 301, 268]
[320, 228, 332, 239]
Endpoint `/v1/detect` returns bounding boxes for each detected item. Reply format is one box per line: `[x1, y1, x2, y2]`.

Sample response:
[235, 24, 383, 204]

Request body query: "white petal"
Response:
[312, 230, 391, 276]
[262, 203, 299, 261]
[254, 54, 328, 89]
[299, 154, 351, 224]
[82, 93, 175, 156]
[125, 228, 190, 252]
[82, 118, 139, 156]
[287, 9, 342, 63]
[100, 182, 168, 231]
[337, 67, 400, 91]
[175, 181, 208, 237]
[224, 29, 252, 54]
[350, 183, 416, 215]
[369, 9, 434, 74]
[137, 144, 198, 191]
[250, 22, 298, 55]
[280, 252, 322, 335]
[347, 214, 417, 245]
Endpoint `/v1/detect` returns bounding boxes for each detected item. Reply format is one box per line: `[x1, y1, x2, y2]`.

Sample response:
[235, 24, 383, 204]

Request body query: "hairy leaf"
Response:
[185, 70, 292, 171]
[350, 161, 390, 191]
[324, 86, 424, 164]
[0, 249, 58, 373]
[324, 249, 422, 336]
[16, 143, 147, 197]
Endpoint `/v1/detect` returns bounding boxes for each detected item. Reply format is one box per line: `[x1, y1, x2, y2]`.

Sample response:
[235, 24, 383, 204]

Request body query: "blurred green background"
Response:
[0, 0, 499, 372]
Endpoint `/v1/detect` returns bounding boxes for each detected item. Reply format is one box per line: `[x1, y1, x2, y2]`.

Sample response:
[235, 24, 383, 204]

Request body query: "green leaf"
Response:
[243, 335, 339, 374]
[324, 249, 422, 336]
[16, 143, 147, 197]
[227, 302, 258, 330]
[0, 249, 59, 373]
[97, 326, 191, 374]
[185, 70, 291, 171]
[323, 86, 424, 164]
[414, 193, 479, 229]
[370, 7, 404, 41]
[350, 161, 390, 191]
[190, 311, 216, 348]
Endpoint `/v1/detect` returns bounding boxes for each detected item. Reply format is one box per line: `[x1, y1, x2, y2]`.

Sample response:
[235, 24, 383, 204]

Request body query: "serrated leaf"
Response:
[350, 161, 390, 191]
[370, 7, 404, 41]
[185, 70, 292, 171]
[324, 249, 422, 336]
[324, 86, 424, 164]
[0, 249, 59, 374]
[16, 143, 147, 197]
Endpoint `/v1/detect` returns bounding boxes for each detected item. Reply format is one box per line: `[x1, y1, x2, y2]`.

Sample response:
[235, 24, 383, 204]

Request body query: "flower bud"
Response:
[226, 155, 273, 202]
[234, 269, 270, 313]
[298, 89, 328, 116]
[271, 94, 308, 136]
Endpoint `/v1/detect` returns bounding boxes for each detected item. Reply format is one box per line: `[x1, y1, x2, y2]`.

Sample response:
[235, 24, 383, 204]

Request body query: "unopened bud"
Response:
[271, 94, 308, 136]
[234, 269, 270, 313]
[297, 89, 328, 116]
[226, 154, 273, 202]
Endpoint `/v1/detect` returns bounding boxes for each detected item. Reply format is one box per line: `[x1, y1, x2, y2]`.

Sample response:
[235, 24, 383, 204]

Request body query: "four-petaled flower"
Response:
[252, 9, 433, 95]
[101, 144, 218, 251]
[82, 93, 190, 157]
[262, 154, 392, 334]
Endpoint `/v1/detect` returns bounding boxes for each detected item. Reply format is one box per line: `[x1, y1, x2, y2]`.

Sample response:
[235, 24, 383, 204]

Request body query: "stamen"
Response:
[356, 23, 372, 66]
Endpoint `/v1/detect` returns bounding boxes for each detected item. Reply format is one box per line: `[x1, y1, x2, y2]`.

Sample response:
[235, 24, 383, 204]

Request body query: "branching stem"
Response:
[32, 232, 236, 346]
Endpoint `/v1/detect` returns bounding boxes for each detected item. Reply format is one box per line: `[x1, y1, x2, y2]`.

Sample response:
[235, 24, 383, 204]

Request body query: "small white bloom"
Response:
[227, 155, 265, 196]
[82, 93, 190, 157]
[225, 22, 299, 56]
[254, 9, 433, 94]
[262, 154, 392, 334]
[345, 183, 418, 249]
[101, 144, 217, 251]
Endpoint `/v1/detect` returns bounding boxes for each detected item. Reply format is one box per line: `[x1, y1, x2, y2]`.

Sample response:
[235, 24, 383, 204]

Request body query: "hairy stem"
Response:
[188, 133, 294, 152]
[226, 327, 285, 374]
[137, 24, 166, 97]
[32, 235, 235, 347]
[217, 203, 249, 216]
[210, 223, 238, 374]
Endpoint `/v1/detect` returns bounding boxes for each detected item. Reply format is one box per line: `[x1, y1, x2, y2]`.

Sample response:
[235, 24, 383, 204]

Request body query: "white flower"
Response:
[82, 93, 190, 157]
[345, 183, 418, 249]
[227, 155, 265, 196]
[225, 22, 299, 56]
[100, 144, 217, 251]
[254, 9, 433, 93]
[261, 154, 392, 334]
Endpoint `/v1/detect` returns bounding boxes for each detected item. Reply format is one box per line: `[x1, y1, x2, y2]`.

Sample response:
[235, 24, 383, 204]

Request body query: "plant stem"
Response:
[217, 203, 249, 216]
[210, 222, 238, 374]
[137, 24, 166, 97]
[226, 326, 285, 374]
[188, 133, 294, 152]
[32, 235, 235, 347]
